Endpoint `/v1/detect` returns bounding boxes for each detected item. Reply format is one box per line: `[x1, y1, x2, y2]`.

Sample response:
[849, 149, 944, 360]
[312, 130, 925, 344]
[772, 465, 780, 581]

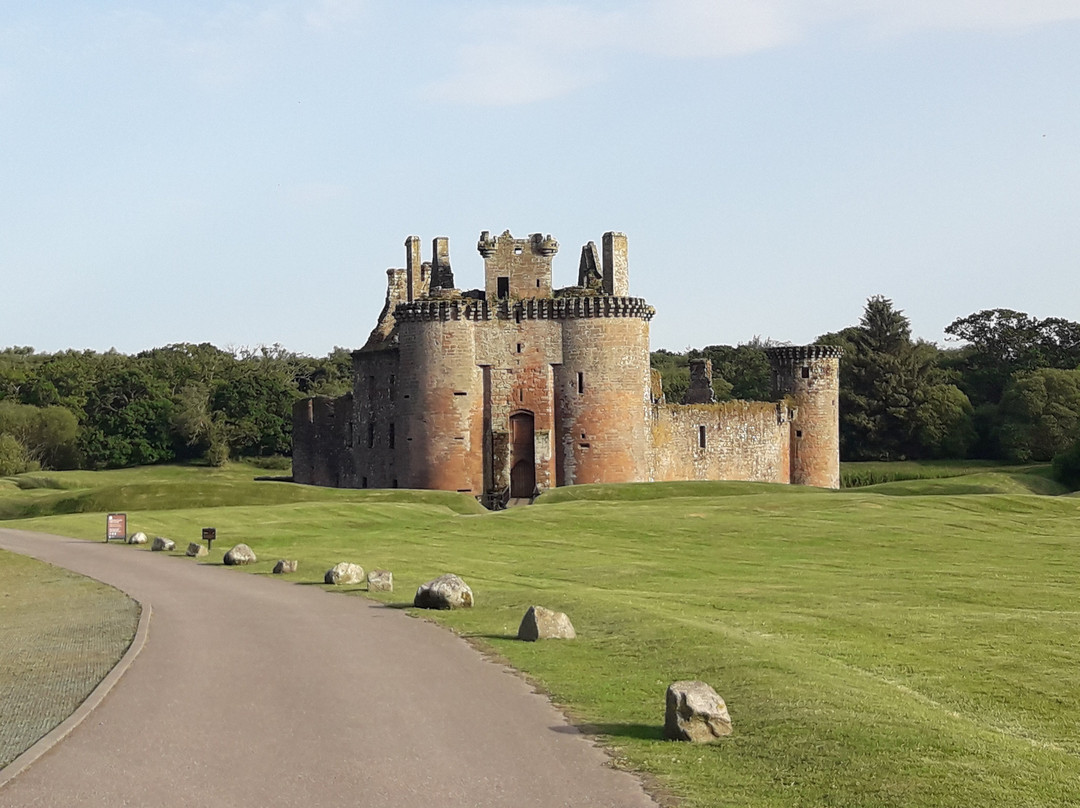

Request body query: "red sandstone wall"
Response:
[397, 315, 484, 494]
[768, 348, 842, 489]
[556, 315, 651, 486]
[649, 401, 789, 483]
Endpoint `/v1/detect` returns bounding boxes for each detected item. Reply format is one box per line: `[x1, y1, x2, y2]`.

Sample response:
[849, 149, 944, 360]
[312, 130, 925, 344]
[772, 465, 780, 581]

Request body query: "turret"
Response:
[766, 345, 843, 489]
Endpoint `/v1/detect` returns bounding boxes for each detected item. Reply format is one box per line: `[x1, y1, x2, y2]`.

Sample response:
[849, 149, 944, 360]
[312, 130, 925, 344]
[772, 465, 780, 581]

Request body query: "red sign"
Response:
[106, 513, 127, 542]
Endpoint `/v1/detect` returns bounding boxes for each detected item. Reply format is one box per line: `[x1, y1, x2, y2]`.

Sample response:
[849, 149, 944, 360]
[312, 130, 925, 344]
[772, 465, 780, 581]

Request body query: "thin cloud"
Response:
[426, 0, 1080, 106]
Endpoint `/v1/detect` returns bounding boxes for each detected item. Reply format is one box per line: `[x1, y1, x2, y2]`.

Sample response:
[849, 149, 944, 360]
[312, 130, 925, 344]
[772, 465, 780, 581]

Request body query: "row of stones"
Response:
[126, 536, 728, 742]
[397, 573, 731, 741]
[394, 296, 656, 323]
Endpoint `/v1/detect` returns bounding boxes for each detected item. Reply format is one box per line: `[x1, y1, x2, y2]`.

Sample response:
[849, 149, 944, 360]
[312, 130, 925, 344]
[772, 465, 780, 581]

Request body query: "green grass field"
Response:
[3, 462, 1079, 807]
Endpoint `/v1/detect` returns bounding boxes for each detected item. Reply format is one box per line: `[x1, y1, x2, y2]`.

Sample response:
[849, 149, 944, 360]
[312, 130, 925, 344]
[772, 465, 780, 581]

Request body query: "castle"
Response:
[292, 231, 842, 506]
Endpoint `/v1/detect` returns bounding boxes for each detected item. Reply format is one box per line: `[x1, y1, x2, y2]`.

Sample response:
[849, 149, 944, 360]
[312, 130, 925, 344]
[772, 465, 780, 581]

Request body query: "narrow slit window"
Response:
[516, 343, 523, 353]
[698, 425, 707, 448]
[388, 423, 395, 449]
[577, 372, 584, 394]
[367, 422, 375, 448]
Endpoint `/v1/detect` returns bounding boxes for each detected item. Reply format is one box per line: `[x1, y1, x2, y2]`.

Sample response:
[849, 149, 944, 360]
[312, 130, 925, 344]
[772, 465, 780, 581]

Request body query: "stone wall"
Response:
[291, 395, 353, 487]
[767, 346, 843, 489]
[649, 401, 790, 484]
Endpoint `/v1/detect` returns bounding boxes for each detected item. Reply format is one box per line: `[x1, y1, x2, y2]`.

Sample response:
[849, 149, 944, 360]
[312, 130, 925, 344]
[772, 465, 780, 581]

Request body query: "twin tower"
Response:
[292, 230, 841, 505]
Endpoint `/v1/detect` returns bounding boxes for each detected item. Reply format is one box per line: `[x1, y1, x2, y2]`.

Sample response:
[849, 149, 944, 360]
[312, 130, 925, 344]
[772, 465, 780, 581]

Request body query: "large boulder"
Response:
[273, 559, 298, 574]
[414, 574, 473, 610]
[223, 543, 257, 566]
[151, 536, 175, 552]
[664, 681, 732, 742]
[186, 542, 208, 558]
[367, 570, 393, 592]
[324, 562, 364, 585]
[517, 605, 576, 641]
[127, 532, 148, 545]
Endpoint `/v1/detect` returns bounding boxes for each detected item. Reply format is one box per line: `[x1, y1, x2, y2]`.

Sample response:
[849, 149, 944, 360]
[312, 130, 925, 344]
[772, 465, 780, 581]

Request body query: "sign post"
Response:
[106, 513, 127, 543]
[202, 527, 217, 552]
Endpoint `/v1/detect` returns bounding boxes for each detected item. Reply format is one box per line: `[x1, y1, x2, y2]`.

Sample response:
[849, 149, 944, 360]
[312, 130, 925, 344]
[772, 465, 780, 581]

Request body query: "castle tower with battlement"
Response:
[292, 231, 841, 504]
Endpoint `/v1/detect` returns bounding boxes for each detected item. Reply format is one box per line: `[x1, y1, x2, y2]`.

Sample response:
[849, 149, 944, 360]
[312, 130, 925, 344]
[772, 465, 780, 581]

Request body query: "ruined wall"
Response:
[556, 300, 654, 486]
[767, 345, 843, 489]
[479, 231, 558, 299]
[291, 395, 353, 487]
[351, 349, 400, 488]
[649, 401, 789, 484]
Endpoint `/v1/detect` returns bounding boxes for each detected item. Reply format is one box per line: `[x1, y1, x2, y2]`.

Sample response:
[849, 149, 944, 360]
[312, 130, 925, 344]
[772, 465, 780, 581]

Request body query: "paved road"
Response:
[0, 529, 657, 807]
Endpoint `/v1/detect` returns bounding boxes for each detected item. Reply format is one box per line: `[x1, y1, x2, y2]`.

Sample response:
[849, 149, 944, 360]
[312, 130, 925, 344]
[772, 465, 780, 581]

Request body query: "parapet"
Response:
[765, 345, 844, 364]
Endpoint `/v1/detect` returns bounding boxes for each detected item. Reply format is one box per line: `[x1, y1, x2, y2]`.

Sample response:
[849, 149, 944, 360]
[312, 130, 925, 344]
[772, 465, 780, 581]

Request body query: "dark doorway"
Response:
[509, 411, 535, 498]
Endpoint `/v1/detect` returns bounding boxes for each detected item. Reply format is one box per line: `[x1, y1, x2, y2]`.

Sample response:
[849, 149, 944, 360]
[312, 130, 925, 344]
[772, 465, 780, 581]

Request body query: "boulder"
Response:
[324, 562, 364, 585]
[367, 570, 393, 592]
[517, 605, 576, 641]
[127, 532, 148, 545]
[664, 681, 732, 742]
[186, 542, 208, 557]
[151, 536, 175, 552]
[273, 559, 298, 574]
[414, 573, 473, 610]
[223, 543, 257, 566]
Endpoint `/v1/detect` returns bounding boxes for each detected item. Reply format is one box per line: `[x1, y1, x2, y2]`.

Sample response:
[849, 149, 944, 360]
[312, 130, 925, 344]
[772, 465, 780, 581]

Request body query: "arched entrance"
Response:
[509, 411, 535, 498]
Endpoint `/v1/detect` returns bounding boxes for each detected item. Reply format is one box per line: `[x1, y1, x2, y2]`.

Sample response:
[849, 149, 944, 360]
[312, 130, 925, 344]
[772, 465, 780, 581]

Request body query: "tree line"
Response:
[651, 298, 1080, 474]
[0, 343, 351, 475]
[2, 299, 1079, 481]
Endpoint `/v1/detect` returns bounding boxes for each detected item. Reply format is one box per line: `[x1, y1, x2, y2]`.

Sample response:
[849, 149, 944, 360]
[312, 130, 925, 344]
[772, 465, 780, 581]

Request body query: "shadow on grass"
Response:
[380, 601, 415, 610]
[575, 722, 664, 741]
[461, 632, 519, 641]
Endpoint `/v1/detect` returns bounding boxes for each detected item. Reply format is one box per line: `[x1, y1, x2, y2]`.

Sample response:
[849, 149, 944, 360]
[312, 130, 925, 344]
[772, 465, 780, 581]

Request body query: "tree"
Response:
[998, 368, 1080, 462]
[836, 296, 972, 460]
[0, 402, 80, 469]
[945, 309, 1080, 405]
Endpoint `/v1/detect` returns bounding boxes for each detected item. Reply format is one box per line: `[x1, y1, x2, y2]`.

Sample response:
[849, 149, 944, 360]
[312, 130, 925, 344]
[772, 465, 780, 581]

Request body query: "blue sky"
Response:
[2, 1, 1078, 356]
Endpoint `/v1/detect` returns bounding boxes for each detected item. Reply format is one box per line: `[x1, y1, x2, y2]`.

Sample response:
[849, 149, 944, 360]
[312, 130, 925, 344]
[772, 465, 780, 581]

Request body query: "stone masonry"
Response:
[292, 231, 842, 505]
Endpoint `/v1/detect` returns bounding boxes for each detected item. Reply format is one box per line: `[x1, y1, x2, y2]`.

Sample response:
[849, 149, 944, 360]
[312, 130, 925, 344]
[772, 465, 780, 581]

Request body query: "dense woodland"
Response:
[2, 300, 1080, 486]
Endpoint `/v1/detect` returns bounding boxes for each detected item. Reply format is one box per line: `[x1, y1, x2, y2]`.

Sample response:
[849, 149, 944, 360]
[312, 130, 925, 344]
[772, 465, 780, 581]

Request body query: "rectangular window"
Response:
[577, 372, 584, 394]
[801, 366, 810, 379]
[698, 425, 707, 448]
[516, 343, 523, 353]
[388, 423, 395, 449]
[367, 422, 375, 448]
[497, 277, 509, 298]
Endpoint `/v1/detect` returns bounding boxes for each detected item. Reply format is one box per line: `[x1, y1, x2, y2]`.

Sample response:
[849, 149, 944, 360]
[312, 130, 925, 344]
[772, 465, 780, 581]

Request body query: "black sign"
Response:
[202, 527, 216, 550]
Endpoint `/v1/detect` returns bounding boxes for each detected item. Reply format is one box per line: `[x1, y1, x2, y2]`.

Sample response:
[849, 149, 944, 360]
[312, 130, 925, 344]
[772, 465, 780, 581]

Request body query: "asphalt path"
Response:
[0, 529, 658, 807]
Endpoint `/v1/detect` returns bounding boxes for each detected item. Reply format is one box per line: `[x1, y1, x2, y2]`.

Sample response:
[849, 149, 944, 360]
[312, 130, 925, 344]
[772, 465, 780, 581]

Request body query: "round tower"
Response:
[396, 300, 485, 494]
[555, 296, 654, 487]
[766, 345, 843, 489]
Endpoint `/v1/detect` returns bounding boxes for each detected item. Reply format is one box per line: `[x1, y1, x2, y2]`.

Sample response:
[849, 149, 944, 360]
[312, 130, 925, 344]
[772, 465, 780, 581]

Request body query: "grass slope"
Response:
[4, 465, 1080, 807]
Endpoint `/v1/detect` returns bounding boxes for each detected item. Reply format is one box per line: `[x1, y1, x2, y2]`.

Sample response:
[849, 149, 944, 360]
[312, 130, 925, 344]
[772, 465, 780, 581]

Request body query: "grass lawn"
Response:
[3, 463, 1080, 806]
[0, 550, 139, 769]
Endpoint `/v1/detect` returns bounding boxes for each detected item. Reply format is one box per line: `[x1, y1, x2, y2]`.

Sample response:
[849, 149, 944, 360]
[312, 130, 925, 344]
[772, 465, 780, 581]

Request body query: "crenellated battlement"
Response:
[765, 345, 845, 364]
[394, 295, 655, 323]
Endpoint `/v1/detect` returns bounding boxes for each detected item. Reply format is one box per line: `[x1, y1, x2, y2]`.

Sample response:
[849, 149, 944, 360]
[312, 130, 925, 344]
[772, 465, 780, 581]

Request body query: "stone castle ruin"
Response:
[292, 231, 842, 506]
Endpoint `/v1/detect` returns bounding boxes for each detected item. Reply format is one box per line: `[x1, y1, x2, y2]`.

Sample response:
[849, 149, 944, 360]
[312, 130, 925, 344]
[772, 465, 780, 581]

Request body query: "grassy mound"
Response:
[0, 464, 484, 519]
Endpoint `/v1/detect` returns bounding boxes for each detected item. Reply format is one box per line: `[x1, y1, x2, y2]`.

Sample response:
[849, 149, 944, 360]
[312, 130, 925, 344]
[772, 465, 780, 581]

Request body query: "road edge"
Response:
[0, 600, 152, 789]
